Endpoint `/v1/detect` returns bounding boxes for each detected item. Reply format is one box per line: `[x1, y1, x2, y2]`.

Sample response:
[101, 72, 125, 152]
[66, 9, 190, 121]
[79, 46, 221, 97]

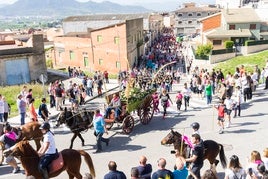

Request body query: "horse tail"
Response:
[218, 144, 227, 168]
[78, 150, 96, 178]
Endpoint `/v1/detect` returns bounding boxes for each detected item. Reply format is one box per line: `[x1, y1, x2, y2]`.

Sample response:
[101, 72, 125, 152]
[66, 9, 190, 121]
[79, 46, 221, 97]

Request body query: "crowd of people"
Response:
[1, 26, 268, 179]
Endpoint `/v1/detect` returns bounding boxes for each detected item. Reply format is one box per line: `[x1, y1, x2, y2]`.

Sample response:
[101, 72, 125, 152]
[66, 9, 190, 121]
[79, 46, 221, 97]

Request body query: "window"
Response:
[188, 21, 192, 24]
[116, 61, 120, 69]
[69, 51, 75, 60]
[83, 57, 89, 67]
[229, 25, 235, 30]
[99, 59, 103, 65]
[178, 21, 182, 24]
[188, 13, 193, 17]
[114, 36, 120, 44]
[213, 40, 222, 45]
[178, 13, 182, 17]
[97, 35, 102, 42]
[197, 13, 201, 16]
[250, 24, 256, 30]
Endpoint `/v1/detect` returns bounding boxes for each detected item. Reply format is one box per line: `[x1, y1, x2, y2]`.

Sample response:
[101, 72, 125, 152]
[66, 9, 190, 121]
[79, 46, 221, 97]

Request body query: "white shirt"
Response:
[224, 98, 233, 110]
[43, 131, 57, 154]
[0, 100, 4, 114]
[225, 168, 246, 179]
[263, 157, 268, 171]
[182, 87, 191, 97]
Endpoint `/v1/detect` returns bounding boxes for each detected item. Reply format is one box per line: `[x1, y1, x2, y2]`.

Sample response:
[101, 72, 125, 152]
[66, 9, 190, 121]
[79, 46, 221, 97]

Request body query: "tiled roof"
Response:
[63, 13, 151, 22]
[222, 8, 261, 23]
[175, 6, 220, 13]
[206, 28, 252, 38]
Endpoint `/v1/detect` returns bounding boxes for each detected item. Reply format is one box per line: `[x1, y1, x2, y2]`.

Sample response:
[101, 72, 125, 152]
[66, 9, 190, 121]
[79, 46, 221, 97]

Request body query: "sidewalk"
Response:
[7, 78, 119, 126]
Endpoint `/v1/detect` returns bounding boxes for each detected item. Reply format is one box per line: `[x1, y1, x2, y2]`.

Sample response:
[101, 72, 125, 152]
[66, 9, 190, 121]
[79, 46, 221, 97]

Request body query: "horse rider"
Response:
[0, 124, 20, 173]
[185, 133, 204, 179]
[38, 122, 58, 179]
[104, 93, 121, 120]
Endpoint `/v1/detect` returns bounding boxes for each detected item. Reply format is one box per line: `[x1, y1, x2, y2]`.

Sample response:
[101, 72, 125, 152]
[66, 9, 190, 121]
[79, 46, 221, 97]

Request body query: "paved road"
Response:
[1, 77, 268, 179]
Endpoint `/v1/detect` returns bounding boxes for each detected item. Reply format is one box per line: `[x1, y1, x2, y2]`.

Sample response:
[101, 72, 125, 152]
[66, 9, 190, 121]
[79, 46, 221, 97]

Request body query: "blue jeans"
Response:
[39, 153, 58, 171]
[20, 112, 26, 125]
[188, 163, 203, 179]
[86, 87, 93, 96]
[0, 113, 3, 122]
[105, 107, 120, 119]
[96, 132, 109, 151]
[206, 95, 212, 104]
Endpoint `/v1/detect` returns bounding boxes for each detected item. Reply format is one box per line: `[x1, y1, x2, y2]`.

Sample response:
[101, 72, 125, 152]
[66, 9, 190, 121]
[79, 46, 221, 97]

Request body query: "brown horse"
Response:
[56, 107, 94, 149]
[161, 129, 227, 169]
[0, 122, 43, 150]
[4, 140, 95, 179]
[0, 122, 43, 165]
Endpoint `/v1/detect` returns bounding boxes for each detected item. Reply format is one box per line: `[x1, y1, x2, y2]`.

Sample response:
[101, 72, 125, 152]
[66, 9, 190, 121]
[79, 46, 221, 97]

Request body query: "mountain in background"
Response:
[0, 0, 151, 17]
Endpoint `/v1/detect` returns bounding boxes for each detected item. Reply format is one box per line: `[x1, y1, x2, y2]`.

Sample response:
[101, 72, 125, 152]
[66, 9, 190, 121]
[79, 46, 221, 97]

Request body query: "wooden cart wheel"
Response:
[122, 115, 135, 134]
[139, 94, 154, 125]
[0, 142, 4, 166]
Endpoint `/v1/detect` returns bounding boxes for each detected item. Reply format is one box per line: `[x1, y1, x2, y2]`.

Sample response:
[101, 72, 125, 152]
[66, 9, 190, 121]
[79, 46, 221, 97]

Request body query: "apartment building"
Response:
[173, 2, 220, 36]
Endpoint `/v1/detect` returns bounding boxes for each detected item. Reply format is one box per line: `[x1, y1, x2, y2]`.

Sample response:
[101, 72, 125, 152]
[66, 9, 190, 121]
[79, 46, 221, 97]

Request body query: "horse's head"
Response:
[4, 140, 36, 158]
[161, 129, 182, 145]
[56, 107, 73, 127]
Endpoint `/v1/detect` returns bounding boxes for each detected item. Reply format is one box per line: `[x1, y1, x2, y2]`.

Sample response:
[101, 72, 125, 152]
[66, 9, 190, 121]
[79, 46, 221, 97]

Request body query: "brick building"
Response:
[53, 15, 145, 74]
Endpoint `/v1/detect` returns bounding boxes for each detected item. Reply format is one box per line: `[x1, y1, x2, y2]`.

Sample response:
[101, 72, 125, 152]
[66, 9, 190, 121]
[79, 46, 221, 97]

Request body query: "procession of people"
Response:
[1, 26, 268, 179]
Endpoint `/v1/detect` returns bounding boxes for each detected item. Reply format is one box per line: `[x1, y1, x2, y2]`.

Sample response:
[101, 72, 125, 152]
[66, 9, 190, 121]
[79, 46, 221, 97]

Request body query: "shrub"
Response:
[224, 40, 234, 49]
[195, 43, 213, 59]
[46, 59, 53, 68]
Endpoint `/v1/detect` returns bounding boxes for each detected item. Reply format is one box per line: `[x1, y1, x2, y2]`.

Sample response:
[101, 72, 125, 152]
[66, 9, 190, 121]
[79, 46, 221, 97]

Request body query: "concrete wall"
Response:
[209, 52, 236, 64]
[240, 44, 268, 55]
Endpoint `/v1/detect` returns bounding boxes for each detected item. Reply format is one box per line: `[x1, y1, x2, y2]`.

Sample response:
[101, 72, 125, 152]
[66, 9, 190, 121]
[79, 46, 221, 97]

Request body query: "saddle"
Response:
[48, 153, 64, 174]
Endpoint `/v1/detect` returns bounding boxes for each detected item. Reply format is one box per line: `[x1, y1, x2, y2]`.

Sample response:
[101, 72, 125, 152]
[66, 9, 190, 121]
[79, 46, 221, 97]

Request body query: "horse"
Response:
[0, 122, 43, 150]
[0, 122, 43, 165]
[56, 107, 94, 149]
[4, 140, 96, 179]
[161, 129, 227, 169]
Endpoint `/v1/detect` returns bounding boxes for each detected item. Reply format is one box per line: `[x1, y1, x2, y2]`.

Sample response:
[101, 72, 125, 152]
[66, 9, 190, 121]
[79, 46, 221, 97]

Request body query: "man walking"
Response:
[17, 94, 27, 125]
[93, 109, 109, 153]
[185, 133, 204, 179]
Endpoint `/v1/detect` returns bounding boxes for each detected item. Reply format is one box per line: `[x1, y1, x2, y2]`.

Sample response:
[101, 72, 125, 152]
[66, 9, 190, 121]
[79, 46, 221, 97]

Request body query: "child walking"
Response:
[214, 100, 226, 134]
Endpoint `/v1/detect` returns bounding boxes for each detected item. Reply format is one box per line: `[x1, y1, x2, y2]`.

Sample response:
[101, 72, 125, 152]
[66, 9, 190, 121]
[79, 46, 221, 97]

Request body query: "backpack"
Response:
[38, 104, 43, 116]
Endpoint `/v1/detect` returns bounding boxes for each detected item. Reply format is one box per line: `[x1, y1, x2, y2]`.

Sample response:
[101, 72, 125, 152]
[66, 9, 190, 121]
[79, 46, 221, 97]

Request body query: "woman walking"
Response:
[160, 89, 172, 119]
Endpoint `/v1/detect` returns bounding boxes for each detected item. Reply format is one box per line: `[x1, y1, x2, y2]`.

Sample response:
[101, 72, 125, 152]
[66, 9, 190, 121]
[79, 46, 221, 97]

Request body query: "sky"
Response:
[0, 0, 215, 11]
[0, 0, 215, 5]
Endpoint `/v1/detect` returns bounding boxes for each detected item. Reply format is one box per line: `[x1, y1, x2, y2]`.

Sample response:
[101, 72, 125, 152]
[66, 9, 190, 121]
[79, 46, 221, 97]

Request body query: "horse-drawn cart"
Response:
[104, 77, 155, 134]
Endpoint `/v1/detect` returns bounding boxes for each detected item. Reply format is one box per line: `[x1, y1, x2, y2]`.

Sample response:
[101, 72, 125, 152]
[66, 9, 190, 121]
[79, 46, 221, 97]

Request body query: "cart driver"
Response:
[104, 93, 121, 119]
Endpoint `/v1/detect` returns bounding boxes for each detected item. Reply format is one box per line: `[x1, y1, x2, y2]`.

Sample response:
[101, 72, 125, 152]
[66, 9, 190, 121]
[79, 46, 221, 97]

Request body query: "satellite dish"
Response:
[39, 74, 48, 83]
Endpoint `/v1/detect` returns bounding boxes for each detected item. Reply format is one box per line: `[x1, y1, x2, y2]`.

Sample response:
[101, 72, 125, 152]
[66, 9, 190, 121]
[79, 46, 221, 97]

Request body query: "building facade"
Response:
[173, 2, 221, 36]
[53, 18, 144, 74]
[0, 34, 47, 85]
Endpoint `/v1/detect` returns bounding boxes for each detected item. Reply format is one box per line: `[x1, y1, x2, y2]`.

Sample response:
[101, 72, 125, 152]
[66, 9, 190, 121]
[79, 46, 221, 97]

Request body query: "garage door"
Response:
[5, 58, 30, 85]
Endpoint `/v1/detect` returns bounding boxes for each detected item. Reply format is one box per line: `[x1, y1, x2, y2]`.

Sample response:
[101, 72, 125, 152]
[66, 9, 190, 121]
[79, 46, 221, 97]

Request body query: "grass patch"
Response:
[0, 84, 48, 117]
[214, 50, 268, 75]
